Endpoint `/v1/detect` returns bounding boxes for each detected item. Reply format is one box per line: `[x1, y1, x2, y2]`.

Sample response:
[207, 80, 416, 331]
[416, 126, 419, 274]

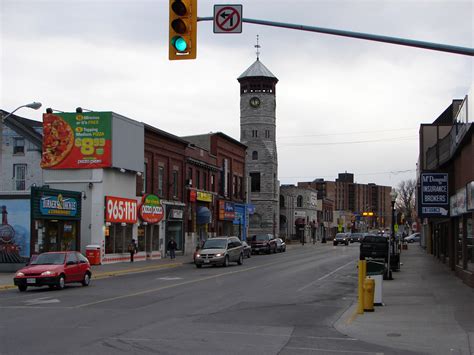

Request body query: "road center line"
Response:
[297, 259, 355, 292]
[74, 259, 284, 308]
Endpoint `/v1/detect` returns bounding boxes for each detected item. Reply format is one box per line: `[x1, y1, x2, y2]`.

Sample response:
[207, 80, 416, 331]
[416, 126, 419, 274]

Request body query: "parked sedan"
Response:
[333, 233, 349, 246]
[404, 233, 421, 243]
[250, 234, 277, 254]
[241, 241, 252, 258]
[13, 251, 91, 292]
[276, 238, 286, 252]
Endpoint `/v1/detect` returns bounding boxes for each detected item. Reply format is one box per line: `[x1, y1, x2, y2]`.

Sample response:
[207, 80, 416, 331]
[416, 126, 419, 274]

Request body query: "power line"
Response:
[279, 136, 416, 147]
[280, 169, 416, 180]
[279, 127, 418, 139]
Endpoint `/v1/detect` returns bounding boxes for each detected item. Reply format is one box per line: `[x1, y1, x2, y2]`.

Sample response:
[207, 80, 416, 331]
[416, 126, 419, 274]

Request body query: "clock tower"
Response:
[238, 57, 279, 237]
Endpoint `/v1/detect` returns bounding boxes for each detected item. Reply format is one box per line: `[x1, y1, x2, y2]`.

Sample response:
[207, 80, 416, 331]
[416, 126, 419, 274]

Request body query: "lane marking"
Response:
[297, 259, 355, 292]
[202, 330, 357, 341]
[285, 347, 381, 354]
[24, 297, 60, 305]
[157, 277, 183, 281]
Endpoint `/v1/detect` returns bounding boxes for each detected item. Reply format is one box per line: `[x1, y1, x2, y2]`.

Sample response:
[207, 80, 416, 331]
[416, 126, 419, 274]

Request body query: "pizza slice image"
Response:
[41, 114, 75, 168]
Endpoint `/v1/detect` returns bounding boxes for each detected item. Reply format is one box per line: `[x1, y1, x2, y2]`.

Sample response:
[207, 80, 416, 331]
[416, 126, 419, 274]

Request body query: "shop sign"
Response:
[219, 200, 235, 220]
[41, 112, 112, 169]
[139, 194, 164, 224]
[233, 204, 245, 225]
[467, 181, 474, 211]
[105, 196, 137, 223]
[189, 190, 197, 202]
[420, 173, 449, 217]
[247, 204, 255, 214]
[450, 188, 467, 217]
[170, 209, 183, 219]
[294, 210, 306, 217]
[197, 191, 213, 202]
[39, 194, 78, 217]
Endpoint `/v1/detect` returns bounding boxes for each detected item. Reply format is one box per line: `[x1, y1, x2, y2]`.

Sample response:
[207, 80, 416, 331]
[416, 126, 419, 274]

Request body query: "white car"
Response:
[404, 233, 421, 243]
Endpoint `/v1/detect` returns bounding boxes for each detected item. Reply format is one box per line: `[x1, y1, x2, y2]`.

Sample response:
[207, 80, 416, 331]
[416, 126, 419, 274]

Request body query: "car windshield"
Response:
[202, 239, 227, 249]
[255, 235, 269, 241]
[336, 234, 346, 238]
[31, 253, 66, 265]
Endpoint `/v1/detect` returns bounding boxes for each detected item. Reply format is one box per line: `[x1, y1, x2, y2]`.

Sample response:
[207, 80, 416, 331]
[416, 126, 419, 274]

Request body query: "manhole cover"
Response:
[386, 333, 401, 337]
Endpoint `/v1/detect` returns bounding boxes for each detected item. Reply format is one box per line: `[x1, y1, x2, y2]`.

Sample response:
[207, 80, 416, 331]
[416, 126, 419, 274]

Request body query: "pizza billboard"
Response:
[41, 112, 112, 169]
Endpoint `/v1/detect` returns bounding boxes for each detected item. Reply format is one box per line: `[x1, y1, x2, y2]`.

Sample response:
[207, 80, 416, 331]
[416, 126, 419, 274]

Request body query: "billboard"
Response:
[0, 199, 31, 260]
[41, 112, 112, 169]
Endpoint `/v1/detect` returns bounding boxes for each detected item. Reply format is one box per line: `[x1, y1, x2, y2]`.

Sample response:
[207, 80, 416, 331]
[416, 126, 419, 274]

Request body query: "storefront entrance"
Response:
[137, 224, 161, 259]
[41, 220, 78, 252]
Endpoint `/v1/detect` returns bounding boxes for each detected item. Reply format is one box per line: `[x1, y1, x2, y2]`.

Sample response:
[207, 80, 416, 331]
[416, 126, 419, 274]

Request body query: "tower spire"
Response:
[255, 34, 260, 61]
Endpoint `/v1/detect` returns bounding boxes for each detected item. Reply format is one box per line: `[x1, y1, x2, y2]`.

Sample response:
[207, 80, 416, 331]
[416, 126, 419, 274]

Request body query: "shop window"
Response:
[13, 164, 27, 191]
[137, 226, 146, 252]
[106, 224, 133, 254]
[152, 226, 160, 251]
[203, 172, 207, 191]
[456, 220, 463, 266]
[158, 166, 164, 196]
[211, 174, 215, 192]
[172, 170, 178, 197]
[467, 218, 474, 271]
[250, 172, 260, 192]
[196, 171, 201, 190]
[13, 137, 25, 154]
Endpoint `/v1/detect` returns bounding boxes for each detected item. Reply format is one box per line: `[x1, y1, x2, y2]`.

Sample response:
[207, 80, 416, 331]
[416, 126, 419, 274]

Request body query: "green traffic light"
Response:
[171, 36, 188, 52]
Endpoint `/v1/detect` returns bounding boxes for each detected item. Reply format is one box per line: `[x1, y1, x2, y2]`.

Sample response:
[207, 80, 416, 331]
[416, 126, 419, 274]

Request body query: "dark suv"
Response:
[250, 234, 277, 254]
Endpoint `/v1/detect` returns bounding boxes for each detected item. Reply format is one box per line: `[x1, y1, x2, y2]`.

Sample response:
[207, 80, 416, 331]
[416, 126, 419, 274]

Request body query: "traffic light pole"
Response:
[198, 17, 474, 56]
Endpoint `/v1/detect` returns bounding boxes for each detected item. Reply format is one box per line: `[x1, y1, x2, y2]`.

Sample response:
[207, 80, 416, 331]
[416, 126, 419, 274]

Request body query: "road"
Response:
[0, 243, 422, 354]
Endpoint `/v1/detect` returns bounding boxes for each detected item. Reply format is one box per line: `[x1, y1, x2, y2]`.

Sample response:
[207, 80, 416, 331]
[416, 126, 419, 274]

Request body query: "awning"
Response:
[196, 206, 211, 225]
[295, 218, 306, 225]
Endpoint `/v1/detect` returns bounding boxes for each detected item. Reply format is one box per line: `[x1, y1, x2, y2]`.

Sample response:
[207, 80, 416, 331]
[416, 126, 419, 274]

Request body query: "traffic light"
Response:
[169, 0, 197, 60]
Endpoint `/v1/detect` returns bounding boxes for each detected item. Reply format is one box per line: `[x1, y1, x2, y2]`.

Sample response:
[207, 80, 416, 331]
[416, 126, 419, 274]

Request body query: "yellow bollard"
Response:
[357, 260, 366, 314]
[363, 277, 375, 312]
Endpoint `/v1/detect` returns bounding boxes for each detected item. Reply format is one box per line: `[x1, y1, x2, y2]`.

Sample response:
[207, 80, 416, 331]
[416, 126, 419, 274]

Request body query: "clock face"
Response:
[249, 97, 261, 108]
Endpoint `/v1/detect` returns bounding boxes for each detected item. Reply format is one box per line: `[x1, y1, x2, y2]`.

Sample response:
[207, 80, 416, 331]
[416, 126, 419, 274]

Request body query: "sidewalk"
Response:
[335, 245, 474, 355]
[0, 254, 194, 291]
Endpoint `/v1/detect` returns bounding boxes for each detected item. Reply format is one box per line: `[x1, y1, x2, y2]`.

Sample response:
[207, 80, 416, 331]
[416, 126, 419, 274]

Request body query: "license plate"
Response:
[204, 260, 210, 264]
[27, 278, 36, 284]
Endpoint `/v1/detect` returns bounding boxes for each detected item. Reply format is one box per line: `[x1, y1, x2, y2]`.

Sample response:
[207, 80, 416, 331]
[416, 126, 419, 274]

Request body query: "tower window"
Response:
[252, 130, 258, 138]
[265, 130, 270, 138]
[250, 172, 260, 192]
[252, 151, 258, 160]
[297, 195, 303, 207]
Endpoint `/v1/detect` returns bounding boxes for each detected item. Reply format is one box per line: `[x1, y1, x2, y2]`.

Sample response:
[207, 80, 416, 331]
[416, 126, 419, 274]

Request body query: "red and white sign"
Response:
[139, 194, 164, 224]
[105, 196, 137, 223]
[214, 5, 242, 34]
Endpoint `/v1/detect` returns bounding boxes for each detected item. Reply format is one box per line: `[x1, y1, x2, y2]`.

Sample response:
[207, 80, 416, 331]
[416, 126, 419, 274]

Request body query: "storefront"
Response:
[233, 203, 247, 240]
[31, 186, 82, 254]
[191, 190, 213, 246]
[137, 194, 164, 259]
[103, 195, 138, 263]
[165, 203, 185, 255]
[217, 200, 235, 237]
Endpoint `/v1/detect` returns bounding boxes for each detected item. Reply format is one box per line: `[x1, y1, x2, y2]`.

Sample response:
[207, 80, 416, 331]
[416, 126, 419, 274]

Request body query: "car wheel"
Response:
[195, 264, 202, 268]
[273, 246, 277, 253]
[237, 254, 243, 265]
[57, 275, 66, 290]
[247, 251, 251, 258]
[18, 285, 27, 292]
[345, 241, 349, 246]
[333, 242, 337, 246]
[409, 240, 414, 243]
[81, 272, 91, 287]
[223, 255, 229, 267]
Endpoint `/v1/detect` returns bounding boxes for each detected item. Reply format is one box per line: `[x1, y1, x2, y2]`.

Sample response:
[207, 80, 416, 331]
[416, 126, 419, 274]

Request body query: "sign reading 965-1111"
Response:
[420, 173, 449, 217]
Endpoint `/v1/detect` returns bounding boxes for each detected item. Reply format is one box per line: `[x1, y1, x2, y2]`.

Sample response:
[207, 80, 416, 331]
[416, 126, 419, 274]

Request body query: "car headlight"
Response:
[16, 272, 25, 277]
[195, 253, 201, 258]
[215, 253, 223, 257]
[41, 271, 57, 276]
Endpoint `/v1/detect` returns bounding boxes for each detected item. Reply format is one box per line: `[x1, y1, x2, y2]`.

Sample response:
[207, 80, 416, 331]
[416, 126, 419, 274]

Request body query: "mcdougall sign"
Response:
[420, 173, 449, 217]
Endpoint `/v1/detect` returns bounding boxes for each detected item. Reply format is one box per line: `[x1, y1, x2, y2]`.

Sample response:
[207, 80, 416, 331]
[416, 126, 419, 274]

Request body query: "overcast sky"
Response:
[1, 0, 473, 189]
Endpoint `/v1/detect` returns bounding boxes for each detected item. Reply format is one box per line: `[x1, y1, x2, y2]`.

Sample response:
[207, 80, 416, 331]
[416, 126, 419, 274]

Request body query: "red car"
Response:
[13, 251, 92, 292]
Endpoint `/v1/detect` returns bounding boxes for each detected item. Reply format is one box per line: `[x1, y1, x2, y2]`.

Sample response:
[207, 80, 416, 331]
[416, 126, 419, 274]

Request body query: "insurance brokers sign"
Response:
[420, 173, 449, 217]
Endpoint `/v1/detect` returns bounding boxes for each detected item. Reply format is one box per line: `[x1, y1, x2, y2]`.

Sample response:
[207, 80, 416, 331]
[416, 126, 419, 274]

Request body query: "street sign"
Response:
[420, 173, 449, 217]
[213, 4, 242, 33]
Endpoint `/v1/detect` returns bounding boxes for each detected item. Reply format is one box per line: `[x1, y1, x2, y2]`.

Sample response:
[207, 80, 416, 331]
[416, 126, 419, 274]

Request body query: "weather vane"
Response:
[255, 34, 261, 60]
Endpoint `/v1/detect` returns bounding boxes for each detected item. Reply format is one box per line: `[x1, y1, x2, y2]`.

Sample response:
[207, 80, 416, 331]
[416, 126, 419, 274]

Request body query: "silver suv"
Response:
[195, 237, 243, 268]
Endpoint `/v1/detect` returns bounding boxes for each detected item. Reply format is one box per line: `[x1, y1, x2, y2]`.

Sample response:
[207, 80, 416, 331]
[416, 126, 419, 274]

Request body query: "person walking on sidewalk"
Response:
[128, 239, 138, 262]
[167, 238, 177, 259]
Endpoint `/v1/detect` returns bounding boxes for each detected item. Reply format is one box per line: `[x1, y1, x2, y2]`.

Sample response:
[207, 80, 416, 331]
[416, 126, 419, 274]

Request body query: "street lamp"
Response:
[386, 188, 398, 280]
[1, 102, 42, 122]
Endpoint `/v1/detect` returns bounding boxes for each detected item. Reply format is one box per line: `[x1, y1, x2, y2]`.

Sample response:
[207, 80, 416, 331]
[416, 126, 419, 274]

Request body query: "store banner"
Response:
[218, 200, 235, 220]
[197, 191, 213, 202]
[139, 194, 164, 224]
[39, 194, 78, 217]
[41, 112, 112, 169]
[105, 196, 137, 223]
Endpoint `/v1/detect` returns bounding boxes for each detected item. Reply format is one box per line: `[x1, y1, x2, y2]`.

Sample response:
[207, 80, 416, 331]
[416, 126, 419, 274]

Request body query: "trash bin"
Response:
[86, 245, 101, 265]
[366, 258, 384, 306]
[363, 277, 375, 312]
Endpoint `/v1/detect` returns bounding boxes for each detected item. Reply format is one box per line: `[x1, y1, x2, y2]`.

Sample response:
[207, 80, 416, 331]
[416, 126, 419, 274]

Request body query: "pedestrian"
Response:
[128, 239, 138, 262]
[167, 238, 177, 259]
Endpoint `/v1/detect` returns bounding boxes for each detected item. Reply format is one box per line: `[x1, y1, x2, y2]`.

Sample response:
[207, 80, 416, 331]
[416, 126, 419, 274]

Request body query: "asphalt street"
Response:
[0, 243, 422, 355]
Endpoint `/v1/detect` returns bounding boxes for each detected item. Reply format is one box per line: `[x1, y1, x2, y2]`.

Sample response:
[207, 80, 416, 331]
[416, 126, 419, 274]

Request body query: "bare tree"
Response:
[396, 179, 416, 224]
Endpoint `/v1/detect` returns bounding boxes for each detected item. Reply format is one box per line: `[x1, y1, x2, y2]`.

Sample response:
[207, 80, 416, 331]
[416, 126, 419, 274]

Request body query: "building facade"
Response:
[238, 59, 280, 237]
